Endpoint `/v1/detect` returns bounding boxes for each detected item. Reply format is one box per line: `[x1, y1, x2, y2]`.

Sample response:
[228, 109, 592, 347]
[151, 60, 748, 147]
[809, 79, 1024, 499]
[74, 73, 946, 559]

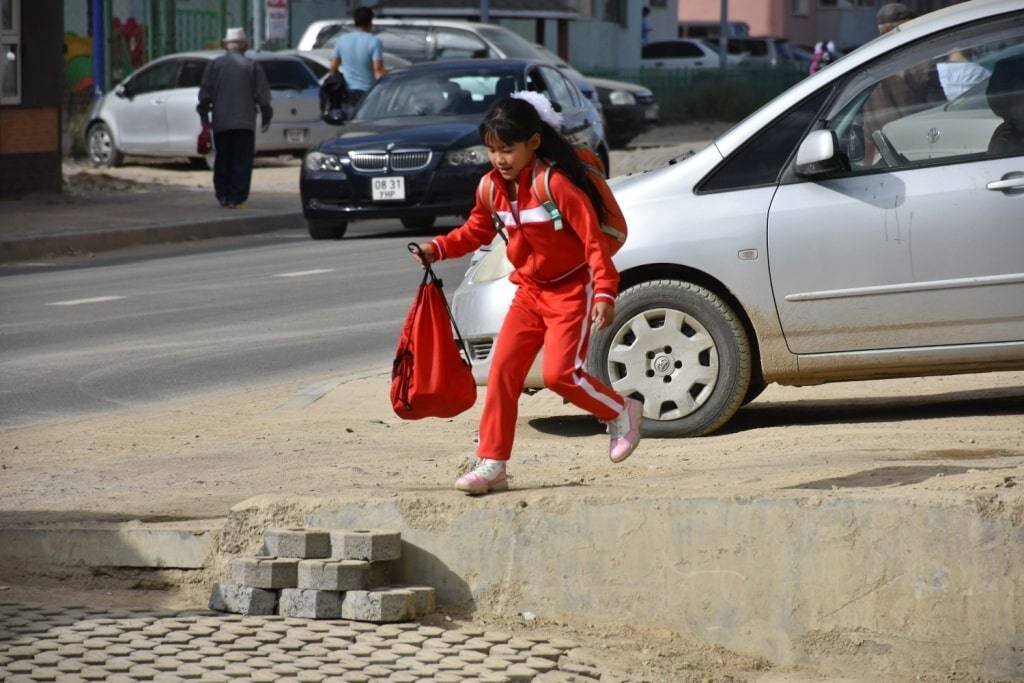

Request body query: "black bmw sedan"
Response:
[300, 59, 609, 239]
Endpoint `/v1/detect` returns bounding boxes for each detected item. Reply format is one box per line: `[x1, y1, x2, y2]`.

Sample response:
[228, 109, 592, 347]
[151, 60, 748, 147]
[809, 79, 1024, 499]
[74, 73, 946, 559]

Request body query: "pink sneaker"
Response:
[608, 397, 643, 463]
[455, 458, 509, 495]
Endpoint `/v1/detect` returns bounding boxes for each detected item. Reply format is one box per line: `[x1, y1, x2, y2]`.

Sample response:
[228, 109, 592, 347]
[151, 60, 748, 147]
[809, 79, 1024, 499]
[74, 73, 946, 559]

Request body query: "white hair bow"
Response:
[510, 90, 564, 129]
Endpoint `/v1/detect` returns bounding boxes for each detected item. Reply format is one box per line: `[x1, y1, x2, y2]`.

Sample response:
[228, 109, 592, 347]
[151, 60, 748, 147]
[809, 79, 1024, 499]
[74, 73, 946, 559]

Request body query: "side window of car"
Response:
[698, 86, 831, 193]
[177, 60, 207, 88]
[539, 66, 574, 112]
[129, 60, 179, 95]
[377, 27, 431, 62]
[259, 60, 318, 90]
[434, 29, 488, 59]
[526, 68, 547, 95]
[824, 12, 1024, 173]
[669, 41, 704, 58]
[641, 42, 667, 60]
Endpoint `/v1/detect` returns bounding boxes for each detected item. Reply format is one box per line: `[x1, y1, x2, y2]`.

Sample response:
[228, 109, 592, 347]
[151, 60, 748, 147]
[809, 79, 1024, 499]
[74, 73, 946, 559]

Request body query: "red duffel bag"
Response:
[391, 245, 477, 419]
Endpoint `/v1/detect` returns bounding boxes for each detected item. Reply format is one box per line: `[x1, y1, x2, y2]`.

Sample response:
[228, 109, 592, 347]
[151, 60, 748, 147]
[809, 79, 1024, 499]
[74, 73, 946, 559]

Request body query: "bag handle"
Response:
[406, 243, 472, 367]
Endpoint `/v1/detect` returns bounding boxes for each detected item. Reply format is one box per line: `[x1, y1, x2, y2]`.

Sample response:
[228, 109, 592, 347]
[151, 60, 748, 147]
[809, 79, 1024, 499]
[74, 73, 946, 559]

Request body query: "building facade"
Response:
[1, 0, 64, 197]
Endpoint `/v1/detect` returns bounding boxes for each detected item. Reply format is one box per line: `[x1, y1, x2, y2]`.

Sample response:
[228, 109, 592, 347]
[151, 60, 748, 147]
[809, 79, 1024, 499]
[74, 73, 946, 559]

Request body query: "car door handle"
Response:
[152, 99, 165, 104]
[695, 61, 703, 67]
[986, 174, 1024, 192]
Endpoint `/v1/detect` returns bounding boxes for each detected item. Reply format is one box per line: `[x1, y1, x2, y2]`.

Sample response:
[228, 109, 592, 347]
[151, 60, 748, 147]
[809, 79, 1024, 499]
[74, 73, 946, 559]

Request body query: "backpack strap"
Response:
[477, 173, 508, 244]
[531, 158, 564, 231]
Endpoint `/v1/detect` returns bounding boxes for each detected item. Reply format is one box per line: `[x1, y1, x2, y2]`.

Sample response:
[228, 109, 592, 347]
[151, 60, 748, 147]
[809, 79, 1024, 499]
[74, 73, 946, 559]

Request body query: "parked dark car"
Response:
[589, 77, 658, 147]
[300, 59, 610, 239]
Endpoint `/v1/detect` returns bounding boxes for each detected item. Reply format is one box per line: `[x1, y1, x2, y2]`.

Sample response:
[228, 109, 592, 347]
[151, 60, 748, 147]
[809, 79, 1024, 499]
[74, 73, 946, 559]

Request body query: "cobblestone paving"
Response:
[0, 602, 603, 682]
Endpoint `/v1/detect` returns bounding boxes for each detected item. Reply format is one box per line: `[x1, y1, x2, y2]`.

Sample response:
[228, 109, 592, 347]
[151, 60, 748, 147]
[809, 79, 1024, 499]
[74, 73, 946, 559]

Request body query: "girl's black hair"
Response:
[479, 96, 608, 224]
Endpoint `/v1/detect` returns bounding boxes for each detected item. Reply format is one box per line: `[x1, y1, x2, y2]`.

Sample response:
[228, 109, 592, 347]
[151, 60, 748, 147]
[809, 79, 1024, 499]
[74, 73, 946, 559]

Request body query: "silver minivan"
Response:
[452, 0, 1024, 437]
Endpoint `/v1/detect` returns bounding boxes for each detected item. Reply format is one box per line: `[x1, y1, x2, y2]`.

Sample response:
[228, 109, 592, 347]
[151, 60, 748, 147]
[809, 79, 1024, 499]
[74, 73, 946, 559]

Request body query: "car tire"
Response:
[587, 279, 752, 437]
[87, 122, 124, 168]
[401, 216, 436, 230]
[307, 219, 349, 240]
[188, 157, 210, 170]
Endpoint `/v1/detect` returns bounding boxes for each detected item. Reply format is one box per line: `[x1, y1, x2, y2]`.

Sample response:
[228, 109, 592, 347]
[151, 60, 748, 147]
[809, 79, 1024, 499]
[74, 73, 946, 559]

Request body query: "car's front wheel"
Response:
[401, 216, 436, 230]
[87, 123, 124, 168]
[588, 279, 752, 436]
[307, 219, 349, 240]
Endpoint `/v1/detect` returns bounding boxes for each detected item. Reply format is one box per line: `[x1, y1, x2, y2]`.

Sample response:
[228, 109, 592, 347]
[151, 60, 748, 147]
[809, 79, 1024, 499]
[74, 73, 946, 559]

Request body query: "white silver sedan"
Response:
[452, 0, 1024, 437]
[85, 51, 335, 168]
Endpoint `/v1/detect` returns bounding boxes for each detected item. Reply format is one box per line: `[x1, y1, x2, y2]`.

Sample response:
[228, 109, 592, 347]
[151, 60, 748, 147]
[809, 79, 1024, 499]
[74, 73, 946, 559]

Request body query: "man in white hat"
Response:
[197, 27, 273, 208]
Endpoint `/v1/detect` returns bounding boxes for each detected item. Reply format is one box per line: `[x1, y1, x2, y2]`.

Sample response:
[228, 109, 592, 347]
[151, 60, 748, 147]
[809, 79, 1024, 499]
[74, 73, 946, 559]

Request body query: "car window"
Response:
[538, 66, 574, 112]
[355, 68, 521, 119]
[669, 41, 705, 58]
[314, 23, 343, 49]
[824, 12, 1024, 172]
[177, 59, 207, 88]
[129, 60, 179, 95]
[299, 57, 329, 80]
[259, 60, 317, 90]
[434, 29, 488, 60]
[474, 26, 546, 60]
[641, 43, 667, 59]
[378, 27, 431, 62]
[698, 87, 831, 193]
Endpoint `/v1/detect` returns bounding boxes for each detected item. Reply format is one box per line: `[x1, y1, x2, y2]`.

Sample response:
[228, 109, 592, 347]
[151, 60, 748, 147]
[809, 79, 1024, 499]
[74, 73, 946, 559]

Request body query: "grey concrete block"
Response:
[231, 557, 298, 589]
[329, 529, 401, 561]
[297, 559, 368, 591]
[365, 560, 394, 587]
[387, 585, 436, 617]
[278, 588, 342, 619]
[341, 589, 414, 623]
[262, 528, 331, 559]
[208, 582, 278, 616]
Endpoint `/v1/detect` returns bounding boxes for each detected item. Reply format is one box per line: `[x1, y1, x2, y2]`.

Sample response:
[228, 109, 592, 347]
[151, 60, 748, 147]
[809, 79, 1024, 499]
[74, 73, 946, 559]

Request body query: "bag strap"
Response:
[478, 174, 509, 245]
[406, 243, 472, 367]
[531, 158, 564, 231]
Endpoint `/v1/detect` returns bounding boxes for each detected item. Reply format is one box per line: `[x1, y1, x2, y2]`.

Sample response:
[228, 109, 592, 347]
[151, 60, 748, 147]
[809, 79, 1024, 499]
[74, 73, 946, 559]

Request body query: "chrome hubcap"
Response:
[606, 308, 719, 420]
[90, 128, 112, 164]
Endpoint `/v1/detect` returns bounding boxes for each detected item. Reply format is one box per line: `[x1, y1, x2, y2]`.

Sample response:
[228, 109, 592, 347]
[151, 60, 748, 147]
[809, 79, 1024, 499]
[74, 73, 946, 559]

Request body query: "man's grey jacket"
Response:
[197, 52, 273, 133]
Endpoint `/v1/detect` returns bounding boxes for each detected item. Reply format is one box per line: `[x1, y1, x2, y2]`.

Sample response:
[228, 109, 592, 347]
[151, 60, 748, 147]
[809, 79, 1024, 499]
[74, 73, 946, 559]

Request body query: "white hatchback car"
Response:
[452, 0, 1024, 437]
[85, 52, 334, 168]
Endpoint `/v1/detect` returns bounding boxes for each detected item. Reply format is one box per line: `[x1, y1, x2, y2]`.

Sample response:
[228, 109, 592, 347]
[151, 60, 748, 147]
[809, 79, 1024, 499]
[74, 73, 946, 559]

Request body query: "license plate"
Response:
[644, 106, 659, 121]
[285, 128, 308, 144]
[371, 176, 406, 201]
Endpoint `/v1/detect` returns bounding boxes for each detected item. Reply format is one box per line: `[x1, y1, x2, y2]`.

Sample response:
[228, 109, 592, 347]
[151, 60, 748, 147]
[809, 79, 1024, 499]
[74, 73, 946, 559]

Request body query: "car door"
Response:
[767, 12, 1024, 354]
[116, 58, 178, 153]
[163, 58, 207, 155]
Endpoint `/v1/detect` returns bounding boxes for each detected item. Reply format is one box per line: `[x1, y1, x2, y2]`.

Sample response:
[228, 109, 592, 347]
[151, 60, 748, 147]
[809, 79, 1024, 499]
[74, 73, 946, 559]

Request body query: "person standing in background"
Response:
[330, 6, 386, 115]
[641, 7, 653, 46]
[197, 28, 273, 208]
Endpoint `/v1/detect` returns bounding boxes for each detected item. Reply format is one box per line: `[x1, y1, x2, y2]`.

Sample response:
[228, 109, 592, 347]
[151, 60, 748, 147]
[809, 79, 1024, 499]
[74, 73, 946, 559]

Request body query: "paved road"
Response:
[0, 220, 471, 429]
[0, 602, 598, 682]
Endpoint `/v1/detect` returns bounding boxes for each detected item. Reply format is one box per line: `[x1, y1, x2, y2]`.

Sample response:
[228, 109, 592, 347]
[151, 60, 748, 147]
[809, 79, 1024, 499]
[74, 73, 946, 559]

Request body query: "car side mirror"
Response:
[115, 83, 130, 99]
[551, 101, 563, 113]
[795, 130, 848, 177]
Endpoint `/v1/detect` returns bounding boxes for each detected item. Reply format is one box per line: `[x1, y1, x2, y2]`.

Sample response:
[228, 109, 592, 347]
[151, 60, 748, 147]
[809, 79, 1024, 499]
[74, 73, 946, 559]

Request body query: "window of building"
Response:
[792, 0, 809, 17]
[0, 0, 19, 104]
[604, 0, 628, 27]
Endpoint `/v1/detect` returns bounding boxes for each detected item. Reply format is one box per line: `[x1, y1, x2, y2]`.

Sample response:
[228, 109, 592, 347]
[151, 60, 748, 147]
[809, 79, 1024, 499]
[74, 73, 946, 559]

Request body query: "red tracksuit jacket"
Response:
[429, 161, 619, 303]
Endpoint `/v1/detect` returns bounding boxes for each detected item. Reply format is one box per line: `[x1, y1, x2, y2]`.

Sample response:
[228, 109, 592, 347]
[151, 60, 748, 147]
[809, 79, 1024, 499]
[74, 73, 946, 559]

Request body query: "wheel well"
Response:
[618, 263, 765, 386]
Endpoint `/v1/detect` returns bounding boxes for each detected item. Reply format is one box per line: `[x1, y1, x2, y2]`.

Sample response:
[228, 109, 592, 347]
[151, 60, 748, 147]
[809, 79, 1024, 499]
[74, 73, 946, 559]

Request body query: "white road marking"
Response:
[274, 269, 335, 278]
[46, 296, 126, 307]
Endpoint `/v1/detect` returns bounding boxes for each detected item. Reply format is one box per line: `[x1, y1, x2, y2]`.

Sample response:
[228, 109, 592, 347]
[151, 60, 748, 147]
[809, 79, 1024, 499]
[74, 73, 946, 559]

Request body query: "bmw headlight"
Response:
[470, 242, 513, 284]
[608, 90, 637, 106]
[305, 151, 344, 172]
[444, 145, 489, 166]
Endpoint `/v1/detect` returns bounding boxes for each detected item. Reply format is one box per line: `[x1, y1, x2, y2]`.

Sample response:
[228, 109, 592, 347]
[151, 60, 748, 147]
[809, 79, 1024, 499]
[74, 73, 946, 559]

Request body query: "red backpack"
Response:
[477, 147, 628, 254]
[391, 246, 477, 420]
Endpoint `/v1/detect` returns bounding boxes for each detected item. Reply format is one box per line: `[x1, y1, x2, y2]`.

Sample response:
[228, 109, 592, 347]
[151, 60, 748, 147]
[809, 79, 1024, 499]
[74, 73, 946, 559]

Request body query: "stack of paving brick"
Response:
[209, 527, 436, 623]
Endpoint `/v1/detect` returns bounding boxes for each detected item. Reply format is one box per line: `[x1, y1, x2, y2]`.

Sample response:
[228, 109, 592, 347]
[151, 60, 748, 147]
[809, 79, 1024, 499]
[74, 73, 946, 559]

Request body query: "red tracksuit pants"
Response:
[477, 274, 626, 461]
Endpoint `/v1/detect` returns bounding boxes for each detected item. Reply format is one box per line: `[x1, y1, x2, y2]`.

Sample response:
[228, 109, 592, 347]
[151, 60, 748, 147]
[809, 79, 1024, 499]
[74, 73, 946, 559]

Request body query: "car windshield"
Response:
[259, 60, 317, 90]
[354, 67, 521, 119]
[474, 26, 547, 60]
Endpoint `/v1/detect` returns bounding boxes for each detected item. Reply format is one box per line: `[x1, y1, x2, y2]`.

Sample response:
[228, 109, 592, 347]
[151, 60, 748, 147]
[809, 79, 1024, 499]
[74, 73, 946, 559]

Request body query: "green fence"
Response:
[176, 8, 222, 52]
[589, 66, 807, 123]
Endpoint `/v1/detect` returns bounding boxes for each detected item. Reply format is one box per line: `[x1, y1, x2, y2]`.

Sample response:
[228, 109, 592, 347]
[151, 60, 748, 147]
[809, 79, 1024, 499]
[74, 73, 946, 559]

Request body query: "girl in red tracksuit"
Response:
[413, 93, 642, 495]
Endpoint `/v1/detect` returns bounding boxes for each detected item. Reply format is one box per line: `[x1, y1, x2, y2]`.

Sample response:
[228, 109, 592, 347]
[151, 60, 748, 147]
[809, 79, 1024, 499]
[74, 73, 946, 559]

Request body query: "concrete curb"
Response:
[220, 491, 1024, 680]
[0, 519, 224, 569]
[0, 211, 304, 262]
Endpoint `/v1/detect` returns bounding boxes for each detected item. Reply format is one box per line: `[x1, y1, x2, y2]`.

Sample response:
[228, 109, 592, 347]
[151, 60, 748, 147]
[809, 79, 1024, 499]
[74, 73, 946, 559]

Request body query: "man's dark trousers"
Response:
[213, 129, 255, 206]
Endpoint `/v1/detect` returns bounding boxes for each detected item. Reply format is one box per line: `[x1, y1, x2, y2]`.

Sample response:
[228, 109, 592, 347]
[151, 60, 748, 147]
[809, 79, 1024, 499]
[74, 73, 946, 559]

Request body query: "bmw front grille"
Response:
[348, 150, 432, 173]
